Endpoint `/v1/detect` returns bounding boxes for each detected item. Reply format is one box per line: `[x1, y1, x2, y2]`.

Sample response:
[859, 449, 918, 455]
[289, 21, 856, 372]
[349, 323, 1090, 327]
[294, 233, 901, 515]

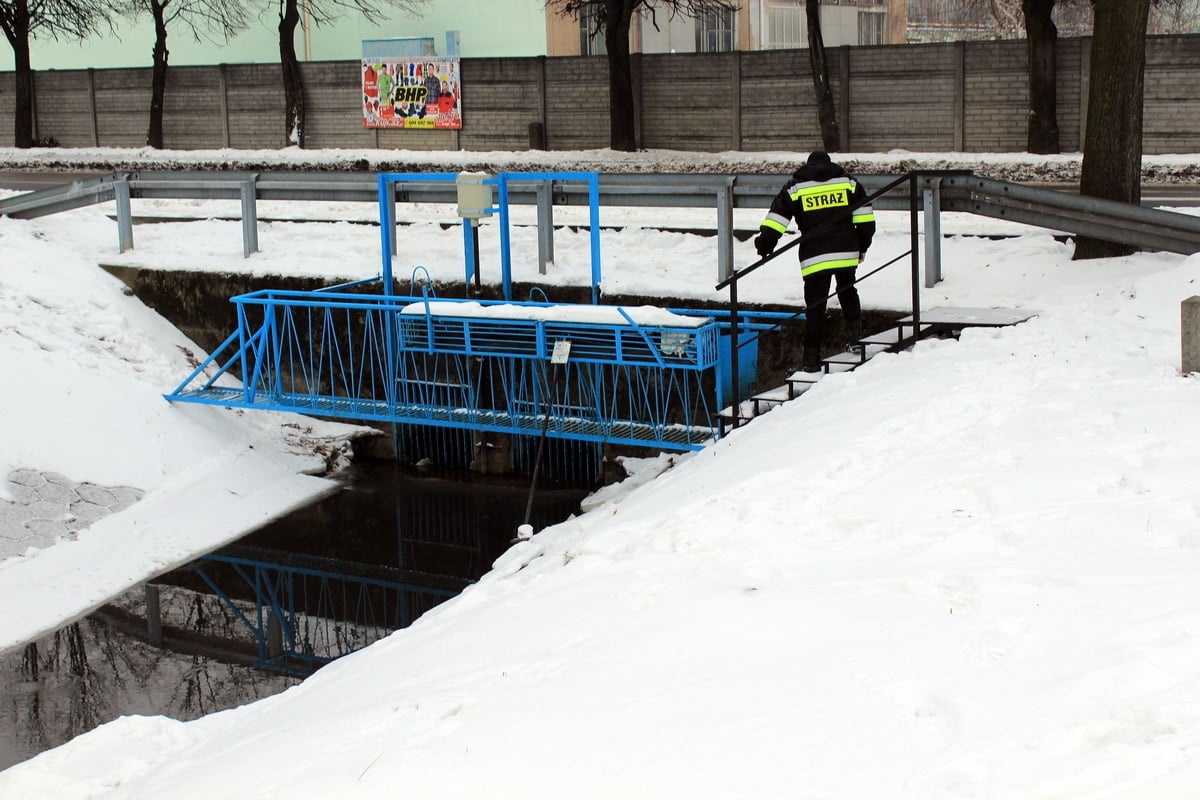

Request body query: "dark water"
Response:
[236, 459, 589, 581]
[0, 459, 590, 771]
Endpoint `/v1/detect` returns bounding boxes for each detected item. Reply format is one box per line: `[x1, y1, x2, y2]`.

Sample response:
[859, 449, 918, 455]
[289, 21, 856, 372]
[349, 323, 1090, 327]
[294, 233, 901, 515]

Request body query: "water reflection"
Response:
[0, 609, 297, 771]
[0, 458, 591, 770]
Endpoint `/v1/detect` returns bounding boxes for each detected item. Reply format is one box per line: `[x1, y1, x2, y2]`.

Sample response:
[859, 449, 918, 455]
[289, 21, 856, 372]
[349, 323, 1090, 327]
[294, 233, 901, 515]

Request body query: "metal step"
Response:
[896, 307, 1037, 332]
[860, 323, 932, 348]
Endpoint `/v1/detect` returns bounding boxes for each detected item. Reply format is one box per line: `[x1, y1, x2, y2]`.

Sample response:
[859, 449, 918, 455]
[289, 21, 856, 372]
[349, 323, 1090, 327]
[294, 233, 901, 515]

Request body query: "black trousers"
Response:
[803, 267, 860, 353]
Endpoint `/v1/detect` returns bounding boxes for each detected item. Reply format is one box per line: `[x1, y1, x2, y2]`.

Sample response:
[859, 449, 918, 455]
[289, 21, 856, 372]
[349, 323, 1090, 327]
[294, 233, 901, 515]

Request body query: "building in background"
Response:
[0, 0, 547, 71]
[546, 0, 907, 57]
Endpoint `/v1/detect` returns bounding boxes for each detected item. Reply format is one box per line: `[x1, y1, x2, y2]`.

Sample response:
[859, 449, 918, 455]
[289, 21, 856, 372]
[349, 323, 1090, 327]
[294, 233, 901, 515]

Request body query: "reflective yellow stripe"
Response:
[801, 257, 859, 277]
[852, 211, 875, 224]
[761, 217, 788, 234]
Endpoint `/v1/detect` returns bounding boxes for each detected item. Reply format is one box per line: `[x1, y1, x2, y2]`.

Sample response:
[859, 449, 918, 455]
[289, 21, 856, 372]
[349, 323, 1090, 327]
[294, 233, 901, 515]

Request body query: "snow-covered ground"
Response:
[1, 147, 1199, 798]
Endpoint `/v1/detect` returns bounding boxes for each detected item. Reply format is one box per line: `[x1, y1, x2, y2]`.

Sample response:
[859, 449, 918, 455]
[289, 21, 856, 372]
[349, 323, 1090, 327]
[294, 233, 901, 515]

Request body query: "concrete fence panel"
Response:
[5, 34, 1200, 155]
[641, 52, 738, 152]
[543, 56, 609, 151]
[737, 49, 825, 153]
[847, 43, 959, 153]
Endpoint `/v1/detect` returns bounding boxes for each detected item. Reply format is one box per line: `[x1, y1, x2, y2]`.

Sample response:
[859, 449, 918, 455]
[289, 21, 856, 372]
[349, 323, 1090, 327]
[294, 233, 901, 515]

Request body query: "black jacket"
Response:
[757, 161, 876, 277]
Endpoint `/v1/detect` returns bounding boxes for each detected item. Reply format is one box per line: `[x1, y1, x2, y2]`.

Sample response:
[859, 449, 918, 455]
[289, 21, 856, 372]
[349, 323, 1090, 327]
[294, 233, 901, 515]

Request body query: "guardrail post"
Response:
[1183, 296, 1200, 374]
[115, 177, 133, 253]
[717, 178, 734, 284]
[923, 176, 943, 287]
[536, 180, 554, 275]
[240, 175, 259, 258]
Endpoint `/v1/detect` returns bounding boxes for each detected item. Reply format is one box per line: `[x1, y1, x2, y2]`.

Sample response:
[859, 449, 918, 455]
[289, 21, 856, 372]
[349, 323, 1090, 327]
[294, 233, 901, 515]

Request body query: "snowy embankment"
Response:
[0, 189, 372, 653]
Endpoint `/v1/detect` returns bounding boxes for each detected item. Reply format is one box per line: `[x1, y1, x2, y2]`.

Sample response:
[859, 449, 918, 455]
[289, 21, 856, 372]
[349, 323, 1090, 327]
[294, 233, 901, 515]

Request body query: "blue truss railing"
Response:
[192, 548, 467, 675]
[166, 285, 726, 450]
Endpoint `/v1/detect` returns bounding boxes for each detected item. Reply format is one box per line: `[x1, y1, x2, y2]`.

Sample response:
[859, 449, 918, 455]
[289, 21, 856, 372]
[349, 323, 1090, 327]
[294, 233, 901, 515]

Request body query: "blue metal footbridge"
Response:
[166, 171, 768, 451]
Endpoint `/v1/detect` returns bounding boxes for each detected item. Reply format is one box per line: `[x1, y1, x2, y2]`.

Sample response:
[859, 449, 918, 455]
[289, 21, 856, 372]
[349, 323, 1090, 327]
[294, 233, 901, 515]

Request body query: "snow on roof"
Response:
[399, 300, 711, 328]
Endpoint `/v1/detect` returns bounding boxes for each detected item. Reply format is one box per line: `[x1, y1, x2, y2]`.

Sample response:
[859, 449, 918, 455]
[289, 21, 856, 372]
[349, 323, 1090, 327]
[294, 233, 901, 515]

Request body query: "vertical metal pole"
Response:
[115, 176, 133, 253]
[463, 220, 478, 294]
[909, 173, 921, 333]
[472, 222, 482, 295]
[377, 174, 394, 292]
[536, 181, 554, 275]
[588, 174, 601, 305]
[240, 175, 259, 258]
[377, 175, 397, 414]
[729, 278, 740, 431]
[497, 175, 514, 301]
[923, 177, 942, 288]
[716, 179, 734, 284]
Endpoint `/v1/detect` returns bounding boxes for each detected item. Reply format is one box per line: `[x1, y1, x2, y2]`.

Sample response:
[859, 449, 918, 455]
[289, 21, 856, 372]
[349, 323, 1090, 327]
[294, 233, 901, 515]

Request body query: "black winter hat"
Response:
[807, 150, 832, 166]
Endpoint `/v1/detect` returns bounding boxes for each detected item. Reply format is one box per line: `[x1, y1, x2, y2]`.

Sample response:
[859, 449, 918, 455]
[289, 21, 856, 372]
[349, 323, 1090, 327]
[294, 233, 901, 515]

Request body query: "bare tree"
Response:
[909, 0, 1094, 40]
[1022, 0, 1059, 153]
[806, 0, 839, 151]
[276, 0, 429, 148]
[1074, 0, 1152, 259]
[985, 0, 1024, 36]
[1149, 0, 1200, 32]
[547, 0, 739, 152]
[0, 0, 116, 148]
[119, 0, 249, 149]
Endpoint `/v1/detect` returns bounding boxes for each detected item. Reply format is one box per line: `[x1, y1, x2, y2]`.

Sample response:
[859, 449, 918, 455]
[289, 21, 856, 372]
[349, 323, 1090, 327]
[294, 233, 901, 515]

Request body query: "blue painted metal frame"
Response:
[376, 170, 602, 303]
[192, 551, 464, 675]
[166, 170, 757, 451]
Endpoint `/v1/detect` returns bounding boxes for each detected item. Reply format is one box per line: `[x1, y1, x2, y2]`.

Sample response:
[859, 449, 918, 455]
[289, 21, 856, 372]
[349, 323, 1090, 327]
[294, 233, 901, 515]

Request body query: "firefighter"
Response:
[754, 151, 876, 372]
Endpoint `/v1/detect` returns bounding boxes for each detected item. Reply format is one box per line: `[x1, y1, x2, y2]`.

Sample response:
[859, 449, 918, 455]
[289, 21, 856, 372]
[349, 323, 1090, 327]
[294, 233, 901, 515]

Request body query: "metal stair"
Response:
[719, 307, 1035, 432]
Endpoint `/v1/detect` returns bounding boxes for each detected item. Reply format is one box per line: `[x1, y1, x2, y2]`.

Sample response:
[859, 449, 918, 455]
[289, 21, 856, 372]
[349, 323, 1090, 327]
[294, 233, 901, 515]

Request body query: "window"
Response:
[579, 6, 607, 55]
[766, 1, 805, 50]
[858, 10, 885, 45]
[696, 8, 735, 52]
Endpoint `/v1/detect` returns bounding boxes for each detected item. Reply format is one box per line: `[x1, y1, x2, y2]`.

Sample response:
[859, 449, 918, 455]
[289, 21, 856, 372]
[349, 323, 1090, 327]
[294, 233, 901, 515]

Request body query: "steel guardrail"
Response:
[2, 169, 1198, 256]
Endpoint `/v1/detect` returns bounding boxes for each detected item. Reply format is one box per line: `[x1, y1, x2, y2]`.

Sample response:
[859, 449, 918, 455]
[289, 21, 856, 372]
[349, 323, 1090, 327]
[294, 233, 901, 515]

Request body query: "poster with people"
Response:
[363, 57, 461, 129]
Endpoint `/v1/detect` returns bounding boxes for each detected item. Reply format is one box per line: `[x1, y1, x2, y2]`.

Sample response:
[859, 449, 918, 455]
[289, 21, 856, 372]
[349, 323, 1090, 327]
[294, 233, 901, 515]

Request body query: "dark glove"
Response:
[754, 234, 775, 257]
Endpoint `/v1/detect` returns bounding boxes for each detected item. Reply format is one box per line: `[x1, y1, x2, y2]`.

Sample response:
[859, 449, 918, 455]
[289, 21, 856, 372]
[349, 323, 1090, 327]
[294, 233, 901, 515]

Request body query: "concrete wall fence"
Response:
[2, 34, 1199, 154]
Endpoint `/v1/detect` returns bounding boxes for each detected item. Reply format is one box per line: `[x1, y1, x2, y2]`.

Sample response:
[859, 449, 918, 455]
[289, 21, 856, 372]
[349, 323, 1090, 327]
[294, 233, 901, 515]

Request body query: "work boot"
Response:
[801, 350, 822, 373]
[846, 319, 864, 355]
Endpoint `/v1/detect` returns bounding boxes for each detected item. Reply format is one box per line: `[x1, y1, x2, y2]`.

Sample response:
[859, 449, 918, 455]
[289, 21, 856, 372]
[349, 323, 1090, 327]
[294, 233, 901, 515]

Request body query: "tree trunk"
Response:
[604, 0, 637, 152]
[1022, 0, 1059, 154]
[279, 0, 306, 147]
[806, 0, 841, 151]
[1074, 0, 1151, 260]
[147, 1, 169, 149]
[8, 1, 34, 148]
